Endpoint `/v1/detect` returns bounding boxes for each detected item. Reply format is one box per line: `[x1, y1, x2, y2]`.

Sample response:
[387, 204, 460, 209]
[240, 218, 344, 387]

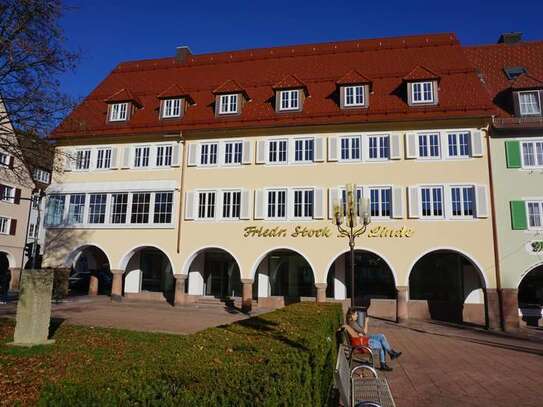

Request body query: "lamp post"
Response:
[333, 184, 371, 308]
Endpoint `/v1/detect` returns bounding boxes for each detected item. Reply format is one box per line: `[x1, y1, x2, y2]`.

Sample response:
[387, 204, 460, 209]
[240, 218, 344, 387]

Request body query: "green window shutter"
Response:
[505, 141, 521, 168]
[510, 201, 527, 230]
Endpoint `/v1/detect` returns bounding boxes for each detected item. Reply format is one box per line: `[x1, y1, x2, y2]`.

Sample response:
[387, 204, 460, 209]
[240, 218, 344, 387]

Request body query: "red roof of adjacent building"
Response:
[51, 33, 495, 140]
[465, 41, 543, 118]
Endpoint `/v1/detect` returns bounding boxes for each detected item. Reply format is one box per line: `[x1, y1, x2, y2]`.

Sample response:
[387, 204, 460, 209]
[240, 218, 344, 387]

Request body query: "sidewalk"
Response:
[373, 318, 543, 407]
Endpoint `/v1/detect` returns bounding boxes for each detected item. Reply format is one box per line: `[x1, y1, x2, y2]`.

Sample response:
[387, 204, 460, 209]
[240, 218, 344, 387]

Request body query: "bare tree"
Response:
[0, 0, 77, 184]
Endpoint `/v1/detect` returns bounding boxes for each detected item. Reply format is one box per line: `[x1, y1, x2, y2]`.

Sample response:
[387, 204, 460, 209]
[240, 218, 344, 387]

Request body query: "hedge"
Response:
[39, 302, 342, 406]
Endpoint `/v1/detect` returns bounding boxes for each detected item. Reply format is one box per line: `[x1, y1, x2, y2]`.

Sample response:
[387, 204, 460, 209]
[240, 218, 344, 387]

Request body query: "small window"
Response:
[88, 194, 107, 224]
[504, 66, 527, 80]
[33, 168, 51, 183]
[67, 194, 86, 224]
[200, 143, 218, 165]
[162, 99, 181, 118]
[0, 186, 14, 203]
[156, 145, 173, 167]
[198, 191, 216, 219]
[28, 223, 36, 239]
[110, 102, 128, 121]
[0, 152, 9, 167]
[411, 82, 434, 104]
[134, 146, 150, 168]
[293, 189, 314, 218]
[369, 187, 392, 218]
[368, 135, 390, 160]
[219, 94, 238, 114]
[518, 91, 541, 116]
[340, 136, 361, 161]
[45, 195, 65, 226]
[420, 186, 444, 218]
[279, 90, 300, 111]
[224, 141, 243, 165]
[521, 140, 543, 168]
[527, 201, 543, 229]
[450, 186, 474, 217]
[96, 148, 112, 169]
[130, 192, 151, 224]
[268, 140, 288, 163]
[267, 189, 287, 219]
[0, 217, 9, 234]
[294, 138, 314, 162]
[344, 86, 365, 107]
[222, 190, 241, 219]
[447, 132, 471, 158]
[154, 192, 173, 223]
[110, 193, 129, 224]
[418, 133, 440, 159]
[75, 149, 91, 170]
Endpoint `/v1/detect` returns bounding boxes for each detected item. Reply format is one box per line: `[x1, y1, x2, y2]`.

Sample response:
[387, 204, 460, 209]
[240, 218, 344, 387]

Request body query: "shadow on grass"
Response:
[49, 317, 65, 339]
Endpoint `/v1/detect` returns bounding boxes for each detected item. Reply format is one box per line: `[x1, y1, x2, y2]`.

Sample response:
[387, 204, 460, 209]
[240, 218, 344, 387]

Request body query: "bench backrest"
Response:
[336, 344, 352, 406]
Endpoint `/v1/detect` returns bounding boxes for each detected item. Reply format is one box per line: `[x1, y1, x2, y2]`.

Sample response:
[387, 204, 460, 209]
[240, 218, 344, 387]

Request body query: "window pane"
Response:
[154, 192, 173, 223]
[110, 193, 128, 224]
[131, 193, 150, 223]
[68, 194, 86, 224]
[88, 194, 107, 224]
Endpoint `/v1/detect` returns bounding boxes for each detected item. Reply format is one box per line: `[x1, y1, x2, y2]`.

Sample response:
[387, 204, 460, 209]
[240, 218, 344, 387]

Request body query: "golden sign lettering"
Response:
[243, 225, 414, 238]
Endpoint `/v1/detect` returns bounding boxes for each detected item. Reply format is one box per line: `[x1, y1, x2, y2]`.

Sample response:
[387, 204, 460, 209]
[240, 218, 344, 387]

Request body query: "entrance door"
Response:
[141, 250, 163, 292]
[205, 256, 229, 298]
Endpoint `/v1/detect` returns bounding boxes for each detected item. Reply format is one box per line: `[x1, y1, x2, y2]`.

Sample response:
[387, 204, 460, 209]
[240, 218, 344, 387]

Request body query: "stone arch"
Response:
[250, 246, 316, 281]
[517, 263, 543, 327]
[0, 250, 16, 269]
[65, 244, 112, 295]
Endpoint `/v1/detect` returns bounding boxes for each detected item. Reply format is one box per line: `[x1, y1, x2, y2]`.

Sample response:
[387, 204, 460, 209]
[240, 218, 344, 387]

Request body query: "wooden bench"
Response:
[335, 344, 396, 407]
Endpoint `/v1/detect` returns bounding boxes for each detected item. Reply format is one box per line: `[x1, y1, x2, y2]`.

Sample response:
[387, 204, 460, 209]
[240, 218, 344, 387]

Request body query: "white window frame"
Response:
[419, 186, 445, 219]
[75, 149, 91, 170]
[110, 193, 129, 224]
[339, 187, 363, 216]
[0, 185, 15, 203]
[339, 136, 362, 161]
[199, 143, 218, 166]
[367, 186, 392, 219]
[221, 190, 242, 220]
[279, 90, 300, 111]
[67, 193, 86, 225]
[344, 85, 365, 107]
[267, 139, 288, 164]
[45, 194, 66, 226]
[265, 189, 288, 220]
[109, 102, 128, 121]
[133, 146, 151, 168]
[224, 141, 243, 165]
[218, 94, 239, 115]
[162, 98, 182, 118]
[446, 132, 471, 159]
[417, 133, 441, 160]
[526, 201, 543, 230]
[0, 152, 9, 167]
[156, 145, 173, 167]
[411, 81, 434, 104]
[153, 192, 174, 224]
[520, 140, 543, 169]
[197, 190, 217, 220]
[0, 216, 9, 234]
[292, 188, 314, 219]
[518, 91, 542, 116]
[367, 135, 390, 161]
[33, 168, 51, 183]
[293, 137, 315, 163]
[87, 193, 108, 224]
[449, 185, 475, 219]
[96, 148, 112, 170]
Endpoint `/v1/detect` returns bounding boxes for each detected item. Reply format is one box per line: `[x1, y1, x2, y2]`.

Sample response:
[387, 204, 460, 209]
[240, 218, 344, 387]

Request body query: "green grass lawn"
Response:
[0, 302, 342, 406]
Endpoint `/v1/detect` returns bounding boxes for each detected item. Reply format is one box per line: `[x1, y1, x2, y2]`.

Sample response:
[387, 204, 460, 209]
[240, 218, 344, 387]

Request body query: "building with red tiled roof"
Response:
[44, 32, 507, 332]
[466, 35, 543, 331]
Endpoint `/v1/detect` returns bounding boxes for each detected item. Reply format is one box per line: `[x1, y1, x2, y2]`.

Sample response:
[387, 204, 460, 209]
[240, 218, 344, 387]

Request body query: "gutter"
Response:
[176, 131, 187, 254]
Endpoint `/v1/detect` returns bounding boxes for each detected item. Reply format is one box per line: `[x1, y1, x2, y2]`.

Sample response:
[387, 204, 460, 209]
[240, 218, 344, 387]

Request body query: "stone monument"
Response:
[10, 269, 55, 346]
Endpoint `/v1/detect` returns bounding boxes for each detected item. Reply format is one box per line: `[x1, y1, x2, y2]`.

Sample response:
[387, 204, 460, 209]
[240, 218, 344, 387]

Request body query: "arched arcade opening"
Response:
[518, 264, 543, 327]
[409, 250, 487, 326]
[67, 245, 112, 296]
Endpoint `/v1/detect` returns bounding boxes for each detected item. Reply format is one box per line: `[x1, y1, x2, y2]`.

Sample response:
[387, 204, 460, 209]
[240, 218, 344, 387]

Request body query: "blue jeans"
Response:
[368, 333, 391, 364]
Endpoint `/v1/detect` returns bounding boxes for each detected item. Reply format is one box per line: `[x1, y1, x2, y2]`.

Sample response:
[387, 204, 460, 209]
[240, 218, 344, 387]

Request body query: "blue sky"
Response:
[60, 0, 543, 100]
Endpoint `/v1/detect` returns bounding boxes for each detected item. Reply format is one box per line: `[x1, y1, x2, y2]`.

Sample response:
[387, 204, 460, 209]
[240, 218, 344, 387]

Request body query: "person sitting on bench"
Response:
[346, 307, 401, 371]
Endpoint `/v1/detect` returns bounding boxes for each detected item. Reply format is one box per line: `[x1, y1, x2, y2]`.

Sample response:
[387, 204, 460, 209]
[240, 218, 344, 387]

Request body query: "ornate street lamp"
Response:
[333, 184, 371, 308]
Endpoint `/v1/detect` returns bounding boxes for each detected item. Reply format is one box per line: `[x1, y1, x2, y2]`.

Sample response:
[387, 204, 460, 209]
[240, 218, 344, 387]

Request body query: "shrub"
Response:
[39, 302, 342, 406]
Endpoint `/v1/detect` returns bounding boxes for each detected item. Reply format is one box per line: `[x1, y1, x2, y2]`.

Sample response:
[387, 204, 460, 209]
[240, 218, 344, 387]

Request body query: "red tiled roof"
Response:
[510, 73, 543, 90]
[157, 84, 190, 99]
[465, 41, 543, 117]
[272, 74, 307, 92]
[52, 33, 494, 140]
[403, 65, 440, 81]
[336, 70, 372, 85]
[212, 79, 250, 100]
[104, 88, 142, 107]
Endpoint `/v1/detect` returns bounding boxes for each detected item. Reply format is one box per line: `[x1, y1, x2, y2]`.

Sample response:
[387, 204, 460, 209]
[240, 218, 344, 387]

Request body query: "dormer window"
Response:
[279, 90, 300, 111]
[344, 85, 365, 107]
[411, 82, 434, 104]
[219, 94, 238, 115]
[162, 98, 182, 118]
[518, 91, 541, 116]
[110, 102, 128, 121]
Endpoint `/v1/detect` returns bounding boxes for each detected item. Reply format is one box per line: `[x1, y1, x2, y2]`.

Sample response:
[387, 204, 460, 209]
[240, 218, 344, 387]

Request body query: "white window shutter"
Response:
[256, 140, 267, 164]
[121, 146, 131, 168]
[110, 147, 118, 169]
[392, 187, 403, 218]
[313, 188, 324, 219]
[405, 133, 417, 159]
[408, 186, 420, 218]
[171, 143, 181, 167]
[187, 143, 198, 166]
[240, 189, 251, 219]
[475, 185, 489, 218]
[254, 189, 264, 219]
[184, 191, 195, 220]
[390, 135, 401, 160]
[328, 188, 339, 219]
[242, 141, 252, 164]
[64, 149, 74, 171]
[471, 130, 483, 157]
[328, 136, 338, 161]
[314, 138, 324, 162]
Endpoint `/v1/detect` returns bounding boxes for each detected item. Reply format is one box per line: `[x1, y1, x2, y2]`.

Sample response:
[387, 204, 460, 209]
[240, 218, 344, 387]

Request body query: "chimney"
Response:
[497, 32, 523, 44]
[176, 46, 192, 63]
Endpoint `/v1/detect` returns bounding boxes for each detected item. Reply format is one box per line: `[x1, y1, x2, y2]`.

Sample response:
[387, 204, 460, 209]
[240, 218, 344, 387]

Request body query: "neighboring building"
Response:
[45, 33, 501, 327]
[466, 33, 543, 330]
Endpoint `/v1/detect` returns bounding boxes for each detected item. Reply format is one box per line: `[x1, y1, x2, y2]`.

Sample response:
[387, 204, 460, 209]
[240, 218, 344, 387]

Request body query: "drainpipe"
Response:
[485, 118, 505, 331]
[176, 131, 187, 254]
